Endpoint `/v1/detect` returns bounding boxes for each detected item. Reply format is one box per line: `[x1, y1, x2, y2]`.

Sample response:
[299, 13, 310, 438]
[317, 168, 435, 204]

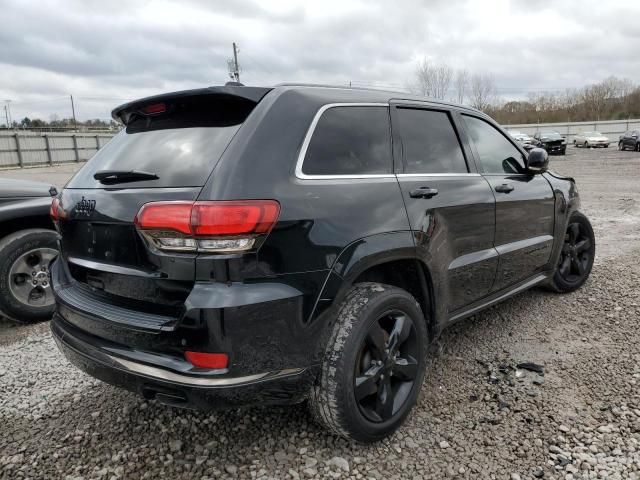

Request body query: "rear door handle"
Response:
[495, 184, 514, 193]
[409, 187, 439, 199]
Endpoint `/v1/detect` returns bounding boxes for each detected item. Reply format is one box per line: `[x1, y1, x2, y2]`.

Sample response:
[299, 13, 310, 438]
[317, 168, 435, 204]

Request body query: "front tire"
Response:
[619, 142, 624, 151]
[585, 141, 590, 148]
[309, 283, 428, 443]
[0, 229, 59, 324]
[548, 212, 595, 293]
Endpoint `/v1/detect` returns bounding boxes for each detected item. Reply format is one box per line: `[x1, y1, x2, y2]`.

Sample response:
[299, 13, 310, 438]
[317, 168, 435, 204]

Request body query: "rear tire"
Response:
[0, 229, 58, 324]
[619, 142, 624, 151]
[585, 141, 590, 148]
[308, 283, 428, 443]
[547, 212, 595, 293]
[636, 142, 640, 152]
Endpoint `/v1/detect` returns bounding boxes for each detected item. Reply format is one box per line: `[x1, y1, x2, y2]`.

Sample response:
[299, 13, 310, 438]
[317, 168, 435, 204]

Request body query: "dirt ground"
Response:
[1, 146, 639, 479]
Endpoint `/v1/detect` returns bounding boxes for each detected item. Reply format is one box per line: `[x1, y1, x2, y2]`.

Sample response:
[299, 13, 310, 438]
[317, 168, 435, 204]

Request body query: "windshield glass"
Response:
[540, 132, 562, 139]
[583, 131, 601, 136]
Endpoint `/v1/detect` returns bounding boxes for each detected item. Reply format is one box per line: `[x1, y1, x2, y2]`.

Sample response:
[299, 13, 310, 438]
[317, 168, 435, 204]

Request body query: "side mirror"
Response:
[527, 148, 549, 173]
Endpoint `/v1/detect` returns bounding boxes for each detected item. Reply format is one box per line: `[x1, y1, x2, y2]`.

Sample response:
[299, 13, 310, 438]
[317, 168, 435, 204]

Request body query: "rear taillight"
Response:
[134, 200, 280, 253]
[50, 197, 65, 225]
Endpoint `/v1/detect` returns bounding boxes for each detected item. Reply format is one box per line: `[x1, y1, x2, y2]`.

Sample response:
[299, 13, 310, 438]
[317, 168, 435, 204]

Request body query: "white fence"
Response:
[0, 131, 115, 169]
[503, 118, 640, 144]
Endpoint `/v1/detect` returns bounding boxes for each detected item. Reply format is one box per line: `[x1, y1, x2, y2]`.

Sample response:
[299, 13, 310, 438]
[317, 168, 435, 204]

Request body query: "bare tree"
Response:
[471, 75, 640, 124]
[453, 69, 468, 104]
[414, 59, 453, 100]
[469, 73, 496, 111]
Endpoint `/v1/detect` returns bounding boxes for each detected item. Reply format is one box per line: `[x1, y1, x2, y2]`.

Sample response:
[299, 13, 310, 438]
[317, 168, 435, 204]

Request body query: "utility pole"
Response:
[70, 95, 78, 132]
[4, 100, 12, 128]
[227, 42, 240, 83]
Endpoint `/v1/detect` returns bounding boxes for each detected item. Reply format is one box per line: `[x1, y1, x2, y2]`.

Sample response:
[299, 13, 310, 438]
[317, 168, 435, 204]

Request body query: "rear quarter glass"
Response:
[67, 95, 256, 189]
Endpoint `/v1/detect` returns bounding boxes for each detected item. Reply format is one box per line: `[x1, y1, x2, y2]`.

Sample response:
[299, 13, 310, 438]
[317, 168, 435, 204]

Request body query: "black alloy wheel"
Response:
[354, 310, 419, 423]
[557, 221, 593, 285]
[309, 283, 428, 442]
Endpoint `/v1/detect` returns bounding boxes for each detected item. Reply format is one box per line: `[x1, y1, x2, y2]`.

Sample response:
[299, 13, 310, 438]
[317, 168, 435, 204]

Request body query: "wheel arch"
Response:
[311, 231, 436, 340]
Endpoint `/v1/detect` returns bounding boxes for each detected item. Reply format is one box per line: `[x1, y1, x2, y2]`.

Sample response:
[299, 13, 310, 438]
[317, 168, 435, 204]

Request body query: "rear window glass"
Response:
[67, 95, 255, 188]
[302, 106, 392, 176]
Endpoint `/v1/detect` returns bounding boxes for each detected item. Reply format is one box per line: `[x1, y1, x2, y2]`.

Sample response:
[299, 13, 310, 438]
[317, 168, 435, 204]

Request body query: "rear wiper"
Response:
[93, 170, 159, 185]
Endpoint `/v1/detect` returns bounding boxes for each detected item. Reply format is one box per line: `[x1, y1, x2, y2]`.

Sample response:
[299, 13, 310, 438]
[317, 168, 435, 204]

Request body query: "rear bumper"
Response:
[51, 316, 315, 409]
[50, 257, 327, 409]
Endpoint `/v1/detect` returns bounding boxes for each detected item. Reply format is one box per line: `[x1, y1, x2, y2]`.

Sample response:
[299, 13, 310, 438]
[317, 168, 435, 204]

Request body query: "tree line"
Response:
[412, 59, 640, 124]
[2, 116, 119, 130]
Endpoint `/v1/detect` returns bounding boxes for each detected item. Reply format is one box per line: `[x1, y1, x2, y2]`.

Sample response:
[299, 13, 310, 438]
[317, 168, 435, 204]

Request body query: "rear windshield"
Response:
[67, 95, 255, 189]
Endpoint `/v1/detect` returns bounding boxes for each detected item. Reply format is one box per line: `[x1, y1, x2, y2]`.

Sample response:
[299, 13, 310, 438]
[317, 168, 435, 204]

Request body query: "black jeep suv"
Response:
[533, 131, 567, 155]
[50, 84, 595, 443]
[0, 178, 58, 323]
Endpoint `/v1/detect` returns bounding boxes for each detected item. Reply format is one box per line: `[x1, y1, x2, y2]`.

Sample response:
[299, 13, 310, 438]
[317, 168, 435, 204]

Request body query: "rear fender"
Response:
[307, 231, 431, 359]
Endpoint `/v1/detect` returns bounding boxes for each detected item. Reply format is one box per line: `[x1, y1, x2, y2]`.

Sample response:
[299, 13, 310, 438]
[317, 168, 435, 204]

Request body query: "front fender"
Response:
[0, 197, 53, 233]
[0, 196, 52, 223]
[543, 172, 581, 271]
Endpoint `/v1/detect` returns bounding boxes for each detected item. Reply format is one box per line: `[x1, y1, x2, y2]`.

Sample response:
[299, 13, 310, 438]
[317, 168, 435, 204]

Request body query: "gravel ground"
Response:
[1, 147, 639, 479]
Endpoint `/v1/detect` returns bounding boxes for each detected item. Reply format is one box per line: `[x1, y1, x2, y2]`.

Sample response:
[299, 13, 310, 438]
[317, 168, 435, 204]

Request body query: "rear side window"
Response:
[301, 106, 392, 176]
[394, 108, 468, 174]
[462, 115, 526, 175]
[67, 95, 257, 188]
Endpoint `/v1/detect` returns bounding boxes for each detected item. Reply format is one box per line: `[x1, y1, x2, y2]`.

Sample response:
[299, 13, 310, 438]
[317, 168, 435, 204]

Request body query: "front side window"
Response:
[394, 108, 468, 174]
[302, 106, 392, 176]
[462, 115, 526, 175]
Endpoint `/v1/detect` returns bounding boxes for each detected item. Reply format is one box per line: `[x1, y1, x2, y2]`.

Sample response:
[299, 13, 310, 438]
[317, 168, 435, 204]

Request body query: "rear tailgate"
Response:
[55, 87, 271, 323]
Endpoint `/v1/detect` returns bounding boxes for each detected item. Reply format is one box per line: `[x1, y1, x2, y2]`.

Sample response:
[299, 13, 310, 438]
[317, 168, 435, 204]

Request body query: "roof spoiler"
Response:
[112, 86, 272, 125]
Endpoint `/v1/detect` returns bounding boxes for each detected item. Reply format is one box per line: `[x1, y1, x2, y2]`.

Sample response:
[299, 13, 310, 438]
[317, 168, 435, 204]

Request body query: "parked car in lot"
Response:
[508, 131, 535, 150]
[50, 84, 595, 443]
[618, 130, 640, 151]
[574, 131, 610, 148]
[0, 178, 58, 323]
[533, 131, 567, 155]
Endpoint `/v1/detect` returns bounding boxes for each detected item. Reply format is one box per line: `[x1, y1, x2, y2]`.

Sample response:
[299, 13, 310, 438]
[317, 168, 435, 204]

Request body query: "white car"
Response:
[574, 131, 610, 148]
[508, 131, 534, 148]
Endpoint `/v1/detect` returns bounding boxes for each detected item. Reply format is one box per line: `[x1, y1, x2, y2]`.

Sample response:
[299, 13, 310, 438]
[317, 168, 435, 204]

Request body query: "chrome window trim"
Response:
[396, 173, 481, 178]
[295, 102, 393, 180]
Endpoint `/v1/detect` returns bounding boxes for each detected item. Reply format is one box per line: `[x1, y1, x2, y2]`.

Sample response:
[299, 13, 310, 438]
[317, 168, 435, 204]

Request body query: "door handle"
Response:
[409, 187, 439, 199]
[495, 184, 514, 193]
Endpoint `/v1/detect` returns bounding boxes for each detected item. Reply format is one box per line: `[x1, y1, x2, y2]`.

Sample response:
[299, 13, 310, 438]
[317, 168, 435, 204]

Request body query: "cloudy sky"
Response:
[1, 0, 639, 122]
